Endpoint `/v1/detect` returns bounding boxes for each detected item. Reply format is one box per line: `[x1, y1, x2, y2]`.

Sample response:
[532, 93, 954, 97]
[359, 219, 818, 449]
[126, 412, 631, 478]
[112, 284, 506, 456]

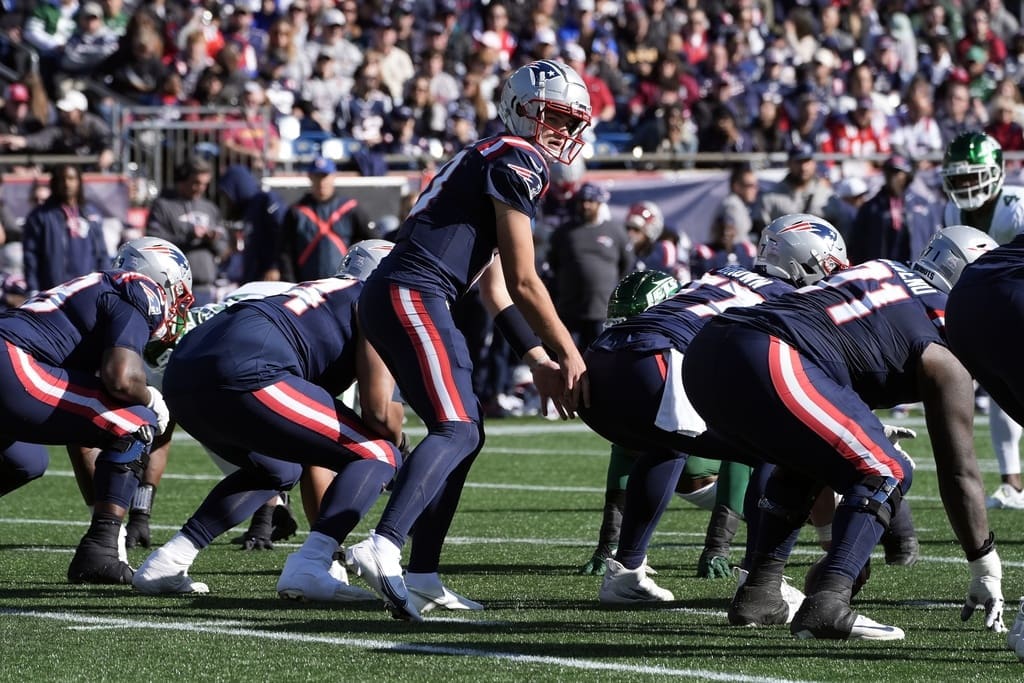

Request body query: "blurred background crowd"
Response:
[0, 0, 1022, 414]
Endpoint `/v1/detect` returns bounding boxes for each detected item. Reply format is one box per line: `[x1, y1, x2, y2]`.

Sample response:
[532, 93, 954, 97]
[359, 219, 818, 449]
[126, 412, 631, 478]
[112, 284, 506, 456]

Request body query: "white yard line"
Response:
[2, 609, 813, 683]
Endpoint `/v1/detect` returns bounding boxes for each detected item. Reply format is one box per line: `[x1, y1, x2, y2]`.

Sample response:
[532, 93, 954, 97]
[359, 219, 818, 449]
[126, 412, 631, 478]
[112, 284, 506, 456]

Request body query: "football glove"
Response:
[882, 424, 917, 443]
[146, 386, 171, 434]
[962, 549, 1007, 632]
[125, 511, 151, 549]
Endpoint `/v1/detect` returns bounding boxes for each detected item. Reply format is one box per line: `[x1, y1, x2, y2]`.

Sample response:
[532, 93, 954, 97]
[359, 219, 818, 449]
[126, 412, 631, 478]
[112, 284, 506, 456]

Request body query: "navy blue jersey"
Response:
[593, 265, 795, 353]
[376, 135, 549, 301]
[0, 270, 166, 370]
[170, 277, 362, 394]
[717, 259, 947, 406]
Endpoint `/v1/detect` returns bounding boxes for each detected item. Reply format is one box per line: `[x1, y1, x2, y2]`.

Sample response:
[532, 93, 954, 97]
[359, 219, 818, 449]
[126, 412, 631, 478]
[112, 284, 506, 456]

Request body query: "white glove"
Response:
[883, 424, 917, 443]
[962, 549, 1007, 633]
[146, 386, 171, 435]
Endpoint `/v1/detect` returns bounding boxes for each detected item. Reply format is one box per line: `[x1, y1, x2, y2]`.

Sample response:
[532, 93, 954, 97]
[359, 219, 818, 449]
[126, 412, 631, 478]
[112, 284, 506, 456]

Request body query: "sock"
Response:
[299, 531, 337, 563]
[163, 531, 202, 564]
[596, 488, 625, 556]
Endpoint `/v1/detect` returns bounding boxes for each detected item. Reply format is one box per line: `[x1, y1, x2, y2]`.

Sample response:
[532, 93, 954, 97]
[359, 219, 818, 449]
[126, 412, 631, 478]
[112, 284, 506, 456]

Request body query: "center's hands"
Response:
[962, 549, 1007, 633]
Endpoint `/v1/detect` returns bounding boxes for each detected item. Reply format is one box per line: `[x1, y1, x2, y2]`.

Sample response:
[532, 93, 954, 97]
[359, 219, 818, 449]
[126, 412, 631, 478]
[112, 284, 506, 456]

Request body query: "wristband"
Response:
[493, 305, 543, 359]
[965, 531, 996, 563]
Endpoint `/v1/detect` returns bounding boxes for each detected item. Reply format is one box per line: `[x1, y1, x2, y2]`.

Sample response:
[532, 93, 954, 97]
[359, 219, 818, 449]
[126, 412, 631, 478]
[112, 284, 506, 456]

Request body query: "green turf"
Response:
[1, 416, 1023, 682]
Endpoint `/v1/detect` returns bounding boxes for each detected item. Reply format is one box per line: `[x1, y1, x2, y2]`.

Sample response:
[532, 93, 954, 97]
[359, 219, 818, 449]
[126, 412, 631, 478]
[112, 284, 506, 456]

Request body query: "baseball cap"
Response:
[80, 2, 104, 18]
[322, 8, 345, 26]
[5, 83, 29, 103]
[578, 182, 610, 203]
[884, 154, 914, 174]
[308, 155, 337, 174]
[788, 142, 816, 161]
[56, 90, 88, 113]
[835, 177, 869, 198]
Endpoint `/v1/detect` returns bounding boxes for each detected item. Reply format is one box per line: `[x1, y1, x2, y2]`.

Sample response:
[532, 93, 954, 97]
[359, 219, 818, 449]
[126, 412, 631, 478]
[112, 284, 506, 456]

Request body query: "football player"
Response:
[0, 236, 193, 584]
[579, 214, 849, 605]
[941, 131, 1024, 509]
[345, 59, 592, 622]
[576, 270, 749, 581]
[683, 226, 1004, 640]
[132, 240, 405, 602]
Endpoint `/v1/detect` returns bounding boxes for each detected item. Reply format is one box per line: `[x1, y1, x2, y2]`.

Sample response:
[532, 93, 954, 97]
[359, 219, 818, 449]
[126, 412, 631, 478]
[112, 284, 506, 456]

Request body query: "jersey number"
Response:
[819, 261, 910, 325]
[282, 277, 358, 316]
[22, 273, 104, 313]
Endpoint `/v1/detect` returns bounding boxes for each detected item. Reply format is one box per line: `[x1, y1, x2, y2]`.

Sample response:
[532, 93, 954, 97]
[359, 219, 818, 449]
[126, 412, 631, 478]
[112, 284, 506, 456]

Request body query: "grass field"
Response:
[2, 414, 1024, 682]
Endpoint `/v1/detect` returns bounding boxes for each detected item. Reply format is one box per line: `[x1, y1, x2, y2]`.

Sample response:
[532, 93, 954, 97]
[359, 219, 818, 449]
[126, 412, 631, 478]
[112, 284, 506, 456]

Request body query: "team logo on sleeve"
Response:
[508, 163, 543, 200]
[139, 280, 166, 317]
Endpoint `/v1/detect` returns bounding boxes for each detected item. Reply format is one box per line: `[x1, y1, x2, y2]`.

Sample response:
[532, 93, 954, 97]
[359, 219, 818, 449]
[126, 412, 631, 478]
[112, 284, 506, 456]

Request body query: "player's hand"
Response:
[146, 386, 171, 434]
[882, 424, 917, 443]
[530, 358, 570, 419]
[962, 550, 1007, 632]
[125, 511, 151, 549]
[242, 533, 274, 551]
[558, 349, 589, 419]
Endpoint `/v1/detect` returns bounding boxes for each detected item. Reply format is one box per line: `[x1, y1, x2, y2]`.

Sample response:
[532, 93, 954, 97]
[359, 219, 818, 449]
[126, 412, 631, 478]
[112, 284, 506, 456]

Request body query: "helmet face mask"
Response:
[606, 270, 680, 326]
[112, 237, 194, 343]
[625, 201, 664, 243]
[336, 239, 394, 281]
[942, 132, 1004, 210]
[498, 60, 592, 164]
[755, 213, 849, 286]
[911, 224, 998, 292]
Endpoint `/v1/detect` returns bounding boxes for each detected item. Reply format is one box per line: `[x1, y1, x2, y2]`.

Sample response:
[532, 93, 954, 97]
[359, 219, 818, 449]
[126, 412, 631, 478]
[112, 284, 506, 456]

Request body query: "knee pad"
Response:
[100, 427, 154, 478]
[838, 475, 903, 530]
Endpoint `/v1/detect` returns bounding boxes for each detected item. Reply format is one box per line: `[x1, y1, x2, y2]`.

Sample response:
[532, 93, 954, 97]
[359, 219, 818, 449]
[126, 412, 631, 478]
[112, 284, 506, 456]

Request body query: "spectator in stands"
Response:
[548, 182, 633, 350]
[301, 51, 347, 132]
[221, 0, 267, 79]
[937, 79, 983, 146]
[334, 59, 393, 143]
[253, 0, 281, 33]
[443, 104, 477, 155]
[1004, 31, 1024, 81]
[957, 7, 1007, 66]
[24, 0, 79, 60]
[965, 45, 998, 102]
[278, 155, 375, 282]
[847, 154, 939, 264]
[0, 90, 115, 172]
[392, 1, 419, 59]
[749, 91, 788, 158]
[172, 28, 213, 102]
[719, 164, 761, 244]
[823, 96, 891, 178]
[680, 7, 710, 65]
[222, 82, 280, 172]
[98, 12, 169, 103]
[823, 175, 870, 240]
[689, 212, 756, 279]
[217, 163, 287, 283]
[260, 16, 310, 92]
[422, 45, 460, 107]
[920, 35, 955, 87]
[0, 83, 44, 137]
[285, 0, 310, 50]
[889, 76, 943, 161]
[102, 0, 129, 36]
[22, 163, 110, 294]
[757, 143, 833, 226]
[564, 43, 616, 124]
[59, 2, 120, 77]
[984, 0, 1020, 41]
[698, 104, 752, 156]
[986, 96, 1024, 165]
[372, 17, 414, 104]
[819, 3, 855, 59]
[306, 7, 362, 84]
[376, 106, 429, 166]
[145, 157, 226, 305]
[403, 74, 446, 144]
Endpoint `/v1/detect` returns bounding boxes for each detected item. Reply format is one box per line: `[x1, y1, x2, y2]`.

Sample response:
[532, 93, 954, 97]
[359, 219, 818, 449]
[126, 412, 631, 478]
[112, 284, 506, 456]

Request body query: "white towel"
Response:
[654, 348, 707, 437]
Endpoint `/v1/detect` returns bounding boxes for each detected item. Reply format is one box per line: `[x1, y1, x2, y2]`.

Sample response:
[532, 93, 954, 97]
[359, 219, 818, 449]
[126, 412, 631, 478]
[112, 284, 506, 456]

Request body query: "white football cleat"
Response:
[347, 533, 422, 622]
[133, 547, 209, 595]
[277, 552, 377, 602]
[1007, 598, 1024, 651]
[987, 483, 1024, 510]
[847, 614, 905, 641]
[599, 558, 674, 604]
[406, 572, 484, 614]
[734, 568, 805, 624]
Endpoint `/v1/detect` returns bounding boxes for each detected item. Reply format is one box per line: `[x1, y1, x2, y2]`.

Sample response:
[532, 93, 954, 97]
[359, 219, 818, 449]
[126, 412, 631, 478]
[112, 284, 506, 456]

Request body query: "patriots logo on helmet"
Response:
[778, 220, 839, 249]
[141, 244, 190, 272]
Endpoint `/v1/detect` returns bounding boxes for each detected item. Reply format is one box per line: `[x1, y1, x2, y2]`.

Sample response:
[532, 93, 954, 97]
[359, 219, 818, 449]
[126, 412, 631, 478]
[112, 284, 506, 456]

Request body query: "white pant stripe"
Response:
[397, 287, 461, 421]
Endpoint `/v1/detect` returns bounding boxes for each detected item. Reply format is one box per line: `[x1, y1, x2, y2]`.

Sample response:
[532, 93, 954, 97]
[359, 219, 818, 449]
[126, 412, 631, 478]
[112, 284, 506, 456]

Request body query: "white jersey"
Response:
[943, 184, 1024, 245]
[144, 281, 294, 388]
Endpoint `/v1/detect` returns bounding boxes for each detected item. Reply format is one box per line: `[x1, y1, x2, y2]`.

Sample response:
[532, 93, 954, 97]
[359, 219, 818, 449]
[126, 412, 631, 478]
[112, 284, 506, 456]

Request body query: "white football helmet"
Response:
[113, 236, 194, 342]
[755, 213, 849, 286]
[911, 225, 998, 292]
[625, 201, 665, 243]
[336, 239, 394, 281]
[497, 59, 592, 164]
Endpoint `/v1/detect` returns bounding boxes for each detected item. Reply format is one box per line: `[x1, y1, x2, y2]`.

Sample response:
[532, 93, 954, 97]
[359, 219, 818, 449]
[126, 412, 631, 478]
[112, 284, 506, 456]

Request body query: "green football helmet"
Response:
[606, 270, 680, 325]
[941, 131, 1004, 210]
